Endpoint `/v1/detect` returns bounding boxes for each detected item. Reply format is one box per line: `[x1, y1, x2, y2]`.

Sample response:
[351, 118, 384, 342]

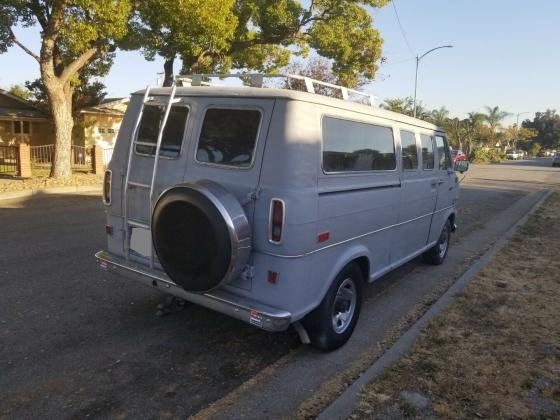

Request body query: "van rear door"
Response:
[182, 98, 275, 224]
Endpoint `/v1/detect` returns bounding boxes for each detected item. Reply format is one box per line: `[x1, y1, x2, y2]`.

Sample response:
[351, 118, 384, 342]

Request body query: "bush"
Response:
[470, 148, 504, 163]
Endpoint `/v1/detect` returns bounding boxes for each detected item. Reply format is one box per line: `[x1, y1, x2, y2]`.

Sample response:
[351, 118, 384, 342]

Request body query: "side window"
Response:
[322, 117, 396, 172]
[435, 135, 452, 170]
[196, 108, 261, 168]
[136, 104, 189, 158]
[400, 130, 418, 170]
[420, 134, 435, 170]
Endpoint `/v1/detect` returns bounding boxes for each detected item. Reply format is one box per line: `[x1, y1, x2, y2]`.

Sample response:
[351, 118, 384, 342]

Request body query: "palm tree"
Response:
[483, 106, 511, 132]
[430, 106, 449, 127]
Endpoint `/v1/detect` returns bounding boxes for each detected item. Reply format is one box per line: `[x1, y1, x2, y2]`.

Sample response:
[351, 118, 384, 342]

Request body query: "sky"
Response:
[0, 0, 559, 126]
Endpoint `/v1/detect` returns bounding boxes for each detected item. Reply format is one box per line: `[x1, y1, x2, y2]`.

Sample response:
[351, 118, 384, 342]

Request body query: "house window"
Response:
[107, 128, 115, 134]
[98, 127, 105, 134]
[14, 121, 30, 134]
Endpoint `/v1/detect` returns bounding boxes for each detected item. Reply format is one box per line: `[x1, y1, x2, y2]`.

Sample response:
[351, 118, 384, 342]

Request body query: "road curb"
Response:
[319, 188, 553, 420]
[0, 184, 102, 201]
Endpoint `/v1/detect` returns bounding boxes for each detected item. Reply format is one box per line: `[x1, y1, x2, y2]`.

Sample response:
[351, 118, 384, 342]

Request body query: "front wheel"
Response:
[423, 220, 451, 265]
[303, 263, 363, 351]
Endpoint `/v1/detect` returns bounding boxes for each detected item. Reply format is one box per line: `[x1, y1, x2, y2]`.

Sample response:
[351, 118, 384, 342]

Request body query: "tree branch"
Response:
[59, 47, 98, 83]
[9, 28, 40, 62]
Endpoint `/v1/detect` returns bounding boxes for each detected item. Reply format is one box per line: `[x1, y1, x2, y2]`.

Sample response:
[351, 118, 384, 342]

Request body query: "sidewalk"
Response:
[347, 190, 560, 418]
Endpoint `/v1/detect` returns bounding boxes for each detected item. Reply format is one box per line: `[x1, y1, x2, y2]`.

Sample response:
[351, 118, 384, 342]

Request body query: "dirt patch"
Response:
[352, 190, 560, 419]
[0, 168, 102, 193]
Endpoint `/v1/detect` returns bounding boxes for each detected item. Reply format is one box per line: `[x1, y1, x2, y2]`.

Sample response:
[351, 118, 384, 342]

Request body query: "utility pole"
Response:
[413, 45, 453, 118]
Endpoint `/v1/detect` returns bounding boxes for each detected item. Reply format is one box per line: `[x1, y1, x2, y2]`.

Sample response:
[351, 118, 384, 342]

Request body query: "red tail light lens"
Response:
[269, 199, 285, 244]
[103, 170, 112, 205]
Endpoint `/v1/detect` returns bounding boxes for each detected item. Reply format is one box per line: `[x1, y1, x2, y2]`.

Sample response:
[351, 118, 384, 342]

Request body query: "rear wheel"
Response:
[423, 220, 451, 265]
[303, 263, 363, 351]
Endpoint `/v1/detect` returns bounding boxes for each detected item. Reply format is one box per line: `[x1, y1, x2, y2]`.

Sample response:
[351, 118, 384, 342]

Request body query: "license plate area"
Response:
[130, 227, 152, 257]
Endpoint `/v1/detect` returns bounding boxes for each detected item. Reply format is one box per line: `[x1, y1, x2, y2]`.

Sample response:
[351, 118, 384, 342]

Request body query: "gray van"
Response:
[96, 74, 467, 350]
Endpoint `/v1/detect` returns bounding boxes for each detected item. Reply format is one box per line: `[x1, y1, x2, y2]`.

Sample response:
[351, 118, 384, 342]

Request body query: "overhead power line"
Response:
[391, 0, 415, 57]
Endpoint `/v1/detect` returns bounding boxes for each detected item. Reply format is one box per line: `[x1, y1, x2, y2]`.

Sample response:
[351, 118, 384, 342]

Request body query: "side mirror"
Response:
[454, 160, 469, 173]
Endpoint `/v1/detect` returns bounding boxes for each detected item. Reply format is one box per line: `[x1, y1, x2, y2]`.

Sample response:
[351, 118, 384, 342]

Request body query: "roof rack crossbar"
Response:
[174, 73, 376, 107]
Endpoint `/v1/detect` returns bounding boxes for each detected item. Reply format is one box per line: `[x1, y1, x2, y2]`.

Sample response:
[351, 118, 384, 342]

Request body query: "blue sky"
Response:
[1, 0, 558, 125]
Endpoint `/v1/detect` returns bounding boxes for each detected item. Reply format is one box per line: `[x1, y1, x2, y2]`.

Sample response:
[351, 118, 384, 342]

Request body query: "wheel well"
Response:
[353, 256, 370, 283]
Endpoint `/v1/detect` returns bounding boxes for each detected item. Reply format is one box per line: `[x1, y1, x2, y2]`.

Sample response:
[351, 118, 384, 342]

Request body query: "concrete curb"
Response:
[319, 188, 553, 420]
[0, 184, 102, 201]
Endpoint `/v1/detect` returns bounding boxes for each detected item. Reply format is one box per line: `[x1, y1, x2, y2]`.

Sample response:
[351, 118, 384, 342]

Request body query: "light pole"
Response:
[413, 45, 453, 117]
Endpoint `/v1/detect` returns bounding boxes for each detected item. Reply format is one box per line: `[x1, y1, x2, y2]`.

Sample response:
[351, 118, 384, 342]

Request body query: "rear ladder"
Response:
[122, 84, 177, 268]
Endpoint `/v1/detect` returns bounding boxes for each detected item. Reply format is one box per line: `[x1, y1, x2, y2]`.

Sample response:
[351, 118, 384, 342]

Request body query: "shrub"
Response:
[471, 148, 504, 163]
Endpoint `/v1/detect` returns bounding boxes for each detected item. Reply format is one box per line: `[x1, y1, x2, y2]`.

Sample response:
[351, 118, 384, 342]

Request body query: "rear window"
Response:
[420, 134, 435, 170]
[322, 117, 396, 172]
[196, 108, 261, 168]
[400, 130, 418, 170]
[135, 105, 188, 158]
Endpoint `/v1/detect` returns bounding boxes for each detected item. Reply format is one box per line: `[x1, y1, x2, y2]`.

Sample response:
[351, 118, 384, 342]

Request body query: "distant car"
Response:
[451, 149, 466, 163]
[552, 152, 560, 167]
[506, 150, 522, 160]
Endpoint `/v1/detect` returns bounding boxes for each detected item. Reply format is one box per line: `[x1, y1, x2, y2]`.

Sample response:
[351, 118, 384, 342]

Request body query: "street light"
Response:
[413, 45, 453, 117]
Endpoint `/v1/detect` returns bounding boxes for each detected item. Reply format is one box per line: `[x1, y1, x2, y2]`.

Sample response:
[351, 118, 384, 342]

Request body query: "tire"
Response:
[302, 263, 363, 351]
[422, 219, 451, 265]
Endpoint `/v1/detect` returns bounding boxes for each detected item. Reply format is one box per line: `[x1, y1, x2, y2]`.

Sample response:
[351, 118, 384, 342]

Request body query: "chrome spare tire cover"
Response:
[151, 180, 251, 292]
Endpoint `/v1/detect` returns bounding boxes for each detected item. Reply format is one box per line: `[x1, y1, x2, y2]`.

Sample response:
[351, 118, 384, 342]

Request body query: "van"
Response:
[96, 74, 468, 350]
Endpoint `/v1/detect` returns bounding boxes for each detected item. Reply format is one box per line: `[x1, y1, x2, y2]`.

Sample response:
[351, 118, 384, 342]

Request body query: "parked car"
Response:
[506, 149, 522, 160]
[553, 152, 560, 167]
[96, 74, 465, 350]
[451, 149, 466, 163]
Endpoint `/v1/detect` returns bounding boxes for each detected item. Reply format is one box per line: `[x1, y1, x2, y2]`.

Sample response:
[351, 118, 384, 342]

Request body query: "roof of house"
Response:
[0, 89, 50, 120]
[80, 97, 129, 116]
[0, 107, 50, 120]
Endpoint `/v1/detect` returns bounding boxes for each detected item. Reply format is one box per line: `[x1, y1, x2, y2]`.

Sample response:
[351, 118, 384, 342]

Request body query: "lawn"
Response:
[352, 191, 560, 418]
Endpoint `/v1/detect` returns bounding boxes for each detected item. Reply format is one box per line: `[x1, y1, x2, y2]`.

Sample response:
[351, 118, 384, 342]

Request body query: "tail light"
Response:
[269, 199, 285, 244]
[103, 170, 112, 205]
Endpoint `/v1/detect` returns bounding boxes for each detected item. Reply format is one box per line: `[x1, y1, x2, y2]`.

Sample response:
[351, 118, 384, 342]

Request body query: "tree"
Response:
[7, 84, 33, 101]
[128, 0, 390, 88]
[381, 96, 428, 119]
[483, 105, 511, 133]
[522, 109, 560, 150]
[429, 106, 449, 127]
[1, 1, 133, 178]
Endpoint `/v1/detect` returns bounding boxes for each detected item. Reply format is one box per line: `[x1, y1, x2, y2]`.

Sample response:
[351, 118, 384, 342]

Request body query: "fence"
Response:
[30, 144, 113, 170]
[0, 145, 20, 175]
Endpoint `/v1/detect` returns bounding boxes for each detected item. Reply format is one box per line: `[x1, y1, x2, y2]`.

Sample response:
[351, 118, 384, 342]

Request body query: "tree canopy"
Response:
[126, 0, 390, 87]
[0, 0, 133, 177]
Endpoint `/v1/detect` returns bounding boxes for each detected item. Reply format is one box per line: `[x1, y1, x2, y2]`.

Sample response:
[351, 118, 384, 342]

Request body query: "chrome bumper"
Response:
[95, 250, 291, 332]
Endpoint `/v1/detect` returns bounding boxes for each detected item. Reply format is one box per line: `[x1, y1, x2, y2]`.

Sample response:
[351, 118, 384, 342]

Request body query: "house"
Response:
[0, 89, 55, 146]
[74, 98, 128, 149]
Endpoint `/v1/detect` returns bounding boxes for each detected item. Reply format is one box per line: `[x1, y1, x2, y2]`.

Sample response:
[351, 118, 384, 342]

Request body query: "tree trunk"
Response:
[163, 57, 174, 87]
[45, 79, 74, 178]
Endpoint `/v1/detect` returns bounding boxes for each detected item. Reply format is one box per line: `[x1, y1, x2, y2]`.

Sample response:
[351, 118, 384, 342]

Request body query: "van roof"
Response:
[133, 86, 443, 133]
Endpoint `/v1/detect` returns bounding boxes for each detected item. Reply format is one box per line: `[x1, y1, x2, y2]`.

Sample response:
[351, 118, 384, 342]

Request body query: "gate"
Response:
[0, 145, 19, 175]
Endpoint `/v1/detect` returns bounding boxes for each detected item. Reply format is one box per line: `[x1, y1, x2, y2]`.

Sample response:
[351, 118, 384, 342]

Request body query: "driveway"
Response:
[0, 159, 558, 418]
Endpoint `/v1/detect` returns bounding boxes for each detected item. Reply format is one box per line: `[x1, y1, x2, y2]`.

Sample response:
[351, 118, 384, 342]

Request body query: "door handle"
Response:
[437, 179, 445, 185]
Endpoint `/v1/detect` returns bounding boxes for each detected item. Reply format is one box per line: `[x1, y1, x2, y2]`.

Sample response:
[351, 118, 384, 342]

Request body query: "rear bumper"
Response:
[95, 250, 291, 332]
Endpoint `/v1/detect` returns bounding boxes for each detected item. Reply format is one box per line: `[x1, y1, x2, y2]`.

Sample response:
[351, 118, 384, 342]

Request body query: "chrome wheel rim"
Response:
[332, 278, 357, 334]
[438, 224, 450, 259]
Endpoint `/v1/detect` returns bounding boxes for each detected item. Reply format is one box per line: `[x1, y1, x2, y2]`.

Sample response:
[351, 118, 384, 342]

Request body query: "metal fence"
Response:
[102, 147, 114, 166]
[30, 144, 54, 167]
[0, 145, 19, 175]
[30, 144, 108, 170]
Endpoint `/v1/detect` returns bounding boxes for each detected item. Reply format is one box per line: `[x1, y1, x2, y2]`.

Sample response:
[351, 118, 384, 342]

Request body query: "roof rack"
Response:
[174, 73, 376, 107]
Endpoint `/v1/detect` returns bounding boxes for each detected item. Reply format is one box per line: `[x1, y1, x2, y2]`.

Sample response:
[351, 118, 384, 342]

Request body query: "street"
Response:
[1, 158, 558, 418]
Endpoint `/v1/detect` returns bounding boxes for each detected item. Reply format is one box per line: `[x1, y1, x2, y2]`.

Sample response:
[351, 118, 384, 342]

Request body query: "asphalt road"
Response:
[0, 158, 558, 418]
